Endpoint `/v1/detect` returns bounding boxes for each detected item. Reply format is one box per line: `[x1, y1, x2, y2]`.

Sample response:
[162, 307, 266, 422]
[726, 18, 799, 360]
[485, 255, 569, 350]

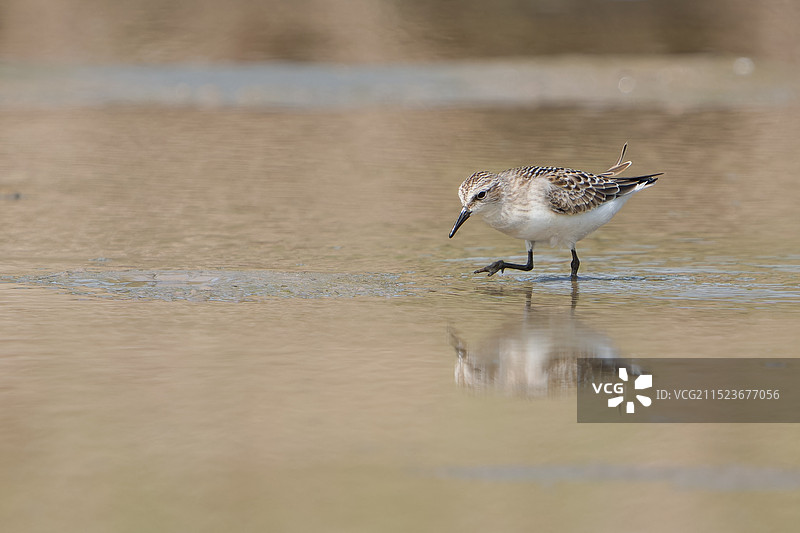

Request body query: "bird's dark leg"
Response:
[570, 248, 580, 280]
[475, 243, 534, 277]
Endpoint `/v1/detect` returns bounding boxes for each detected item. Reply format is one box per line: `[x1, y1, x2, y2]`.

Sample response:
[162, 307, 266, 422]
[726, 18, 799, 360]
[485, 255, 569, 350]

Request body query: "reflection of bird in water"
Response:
[448, 284, 624, 397]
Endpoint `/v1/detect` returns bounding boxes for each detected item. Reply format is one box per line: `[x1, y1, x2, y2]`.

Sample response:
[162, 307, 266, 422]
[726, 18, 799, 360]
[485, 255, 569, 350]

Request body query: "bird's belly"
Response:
[490, 199, 628, 247]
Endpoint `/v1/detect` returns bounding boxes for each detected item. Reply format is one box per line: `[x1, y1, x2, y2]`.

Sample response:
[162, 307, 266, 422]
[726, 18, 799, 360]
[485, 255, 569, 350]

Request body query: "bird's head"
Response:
[449, 171, 502, 238]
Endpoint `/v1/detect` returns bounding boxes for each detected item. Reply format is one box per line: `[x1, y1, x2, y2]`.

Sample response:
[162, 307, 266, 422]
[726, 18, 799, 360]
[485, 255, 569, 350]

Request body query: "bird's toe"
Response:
[474, 261, 504, 276]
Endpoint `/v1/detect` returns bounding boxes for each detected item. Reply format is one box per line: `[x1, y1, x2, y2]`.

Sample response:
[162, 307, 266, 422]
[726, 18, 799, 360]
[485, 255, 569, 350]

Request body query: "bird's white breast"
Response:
[482, 194, 631, 248]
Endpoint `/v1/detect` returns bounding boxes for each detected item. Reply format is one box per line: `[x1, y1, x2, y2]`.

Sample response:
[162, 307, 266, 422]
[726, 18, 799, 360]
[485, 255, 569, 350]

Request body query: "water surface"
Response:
[1, 5, 799, 530]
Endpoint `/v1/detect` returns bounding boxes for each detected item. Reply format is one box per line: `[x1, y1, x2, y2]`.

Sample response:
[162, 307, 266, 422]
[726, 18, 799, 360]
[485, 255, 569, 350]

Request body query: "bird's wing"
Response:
[543, 168, 622, 215]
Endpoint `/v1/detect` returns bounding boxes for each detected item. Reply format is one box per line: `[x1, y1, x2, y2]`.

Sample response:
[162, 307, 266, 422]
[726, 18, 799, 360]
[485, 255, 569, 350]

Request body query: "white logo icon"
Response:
[607, 368, 653, 413]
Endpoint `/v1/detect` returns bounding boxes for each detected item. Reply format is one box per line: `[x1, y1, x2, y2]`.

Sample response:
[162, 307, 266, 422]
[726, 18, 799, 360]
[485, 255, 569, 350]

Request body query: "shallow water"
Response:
[1, 100, 799, 531]
[2, 5, 800, 532]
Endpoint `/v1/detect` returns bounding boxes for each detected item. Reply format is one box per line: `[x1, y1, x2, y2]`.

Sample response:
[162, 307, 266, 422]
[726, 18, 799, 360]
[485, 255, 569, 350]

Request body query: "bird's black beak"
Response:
[449, 208, 471, 238]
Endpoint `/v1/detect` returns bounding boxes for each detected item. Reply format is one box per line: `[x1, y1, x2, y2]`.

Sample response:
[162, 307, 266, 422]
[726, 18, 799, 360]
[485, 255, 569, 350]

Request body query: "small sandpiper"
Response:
[448, 144, 662, 279]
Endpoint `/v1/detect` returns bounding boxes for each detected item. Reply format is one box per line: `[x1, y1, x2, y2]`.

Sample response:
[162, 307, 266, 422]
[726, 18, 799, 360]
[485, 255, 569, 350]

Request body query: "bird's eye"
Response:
[476, 191, 487, 200]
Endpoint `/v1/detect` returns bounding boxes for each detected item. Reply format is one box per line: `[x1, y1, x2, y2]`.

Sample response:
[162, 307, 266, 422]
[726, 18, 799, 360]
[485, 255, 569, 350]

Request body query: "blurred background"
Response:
[1, 1, 799, 532]
[0, 0, 798, 63]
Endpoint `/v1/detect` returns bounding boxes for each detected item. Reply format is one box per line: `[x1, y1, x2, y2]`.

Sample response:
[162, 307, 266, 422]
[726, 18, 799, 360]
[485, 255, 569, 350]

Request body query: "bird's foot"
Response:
[474, 261, 505, 277]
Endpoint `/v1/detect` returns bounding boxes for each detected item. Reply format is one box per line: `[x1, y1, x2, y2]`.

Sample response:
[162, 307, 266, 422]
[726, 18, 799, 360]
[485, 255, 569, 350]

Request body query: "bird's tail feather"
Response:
[615, 173, 662, 195]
